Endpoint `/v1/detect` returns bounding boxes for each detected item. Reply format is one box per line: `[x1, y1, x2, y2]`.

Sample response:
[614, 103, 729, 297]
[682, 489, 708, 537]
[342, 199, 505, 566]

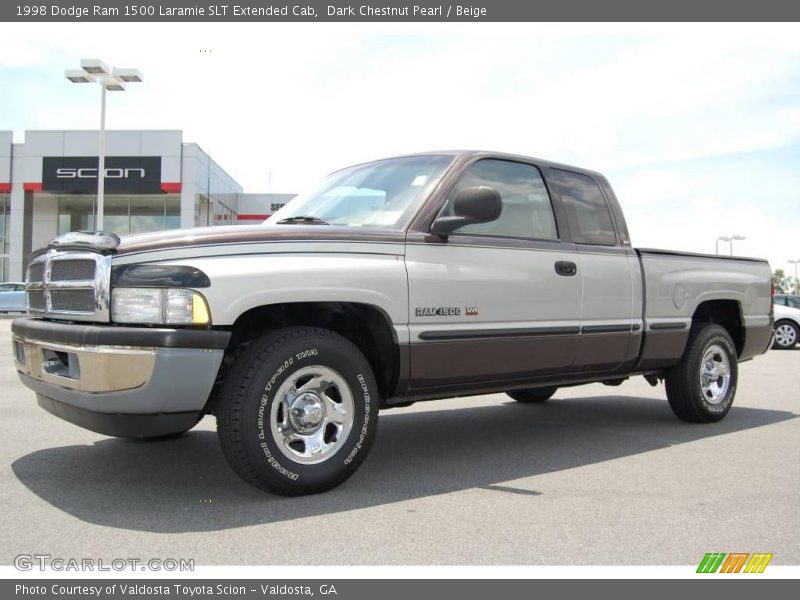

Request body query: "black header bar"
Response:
[4, 0, 800, 22]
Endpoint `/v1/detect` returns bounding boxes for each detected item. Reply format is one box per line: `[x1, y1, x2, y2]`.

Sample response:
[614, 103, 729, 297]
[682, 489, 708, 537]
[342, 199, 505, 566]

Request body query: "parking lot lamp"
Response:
[64, 59, 143, 230]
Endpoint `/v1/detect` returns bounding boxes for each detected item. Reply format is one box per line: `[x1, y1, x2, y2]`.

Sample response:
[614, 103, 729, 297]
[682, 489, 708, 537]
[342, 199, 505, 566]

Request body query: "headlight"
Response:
[111, 288, 211, 325]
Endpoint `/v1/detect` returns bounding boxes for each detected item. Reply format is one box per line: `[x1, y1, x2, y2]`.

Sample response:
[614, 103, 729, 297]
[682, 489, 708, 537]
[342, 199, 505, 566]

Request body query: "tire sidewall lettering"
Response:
[257, 356, 298, 481]
[344, 373, 371, 466]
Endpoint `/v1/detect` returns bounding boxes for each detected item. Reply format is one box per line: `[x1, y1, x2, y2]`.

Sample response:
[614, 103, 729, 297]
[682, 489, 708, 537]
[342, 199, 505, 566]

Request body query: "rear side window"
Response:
[550, 169, 617, 246]
[447, 159, 558, 240]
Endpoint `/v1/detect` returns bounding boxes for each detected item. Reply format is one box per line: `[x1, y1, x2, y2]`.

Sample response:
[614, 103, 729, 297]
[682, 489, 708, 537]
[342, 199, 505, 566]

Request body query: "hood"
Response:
[115, 224, 406, 255]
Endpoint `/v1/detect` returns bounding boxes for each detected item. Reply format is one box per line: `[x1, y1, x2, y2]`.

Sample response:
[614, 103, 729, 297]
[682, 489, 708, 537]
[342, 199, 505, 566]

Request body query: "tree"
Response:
[773, 268, 798, 295]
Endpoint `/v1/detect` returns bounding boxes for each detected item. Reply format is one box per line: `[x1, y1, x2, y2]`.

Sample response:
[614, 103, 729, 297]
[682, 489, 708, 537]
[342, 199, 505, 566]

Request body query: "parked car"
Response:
[0, 282, 26, 313]
[11, 151, 775, 495]
[775, 294, 800, 309]
[772, 303, 800, 349]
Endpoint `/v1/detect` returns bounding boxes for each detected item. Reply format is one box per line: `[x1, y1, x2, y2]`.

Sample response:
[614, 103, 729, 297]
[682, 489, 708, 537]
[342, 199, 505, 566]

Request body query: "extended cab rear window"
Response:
[550, 169, 617, 246]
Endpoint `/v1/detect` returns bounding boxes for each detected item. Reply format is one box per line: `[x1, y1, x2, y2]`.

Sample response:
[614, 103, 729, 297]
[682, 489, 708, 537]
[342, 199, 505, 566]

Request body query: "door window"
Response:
[446, 159, 558, 240]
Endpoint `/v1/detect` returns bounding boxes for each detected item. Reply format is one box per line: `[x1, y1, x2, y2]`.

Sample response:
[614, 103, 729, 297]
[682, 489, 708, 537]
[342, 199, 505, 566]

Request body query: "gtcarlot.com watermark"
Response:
[14, 553, 194, 572]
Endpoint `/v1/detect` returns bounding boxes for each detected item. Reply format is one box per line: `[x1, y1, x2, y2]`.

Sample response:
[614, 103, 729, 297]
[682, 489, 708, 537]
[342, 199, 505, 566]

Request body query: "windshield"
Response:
[266, 155, 454, 230]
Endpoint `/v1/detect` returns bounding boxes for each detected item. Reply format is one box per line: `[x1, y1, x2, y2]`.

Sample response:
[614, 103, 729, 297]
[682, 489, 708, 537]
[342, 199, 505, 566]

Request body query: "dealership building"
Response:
[0, 129, 295, 282]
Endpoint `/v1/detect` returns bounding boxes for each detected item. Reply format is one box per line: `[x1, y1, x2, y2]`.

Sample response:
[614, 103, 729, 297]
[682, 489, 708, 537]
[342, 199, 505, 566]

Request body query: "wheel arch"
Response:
[775, 314, 800, 328]
[207, 301, 404, 412]
[691, 299, 744, 357]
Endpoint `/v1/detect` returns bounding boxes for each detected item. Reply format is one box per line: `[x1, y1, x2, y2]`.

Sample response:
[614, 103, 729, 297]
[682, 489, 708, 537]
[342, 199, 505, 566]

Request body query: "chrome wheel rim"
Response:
[269, 365, 354, 465]
[699, 344, 731, 405]
[774, 324, 797, 347]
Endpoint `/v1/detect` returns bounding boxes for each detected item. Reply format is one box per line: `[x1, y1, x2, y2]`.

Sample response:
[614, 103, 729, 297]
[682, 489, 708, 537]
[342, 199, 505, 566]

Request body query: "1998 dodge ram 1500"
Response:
[12, 151, 774, 495]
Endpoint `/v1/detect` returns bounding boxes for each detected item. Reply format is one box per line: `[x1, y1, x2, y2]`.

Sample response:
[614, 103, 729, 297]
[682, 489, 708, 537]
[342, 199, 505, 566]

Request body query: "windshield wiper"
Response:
[275, 215, 330, 225]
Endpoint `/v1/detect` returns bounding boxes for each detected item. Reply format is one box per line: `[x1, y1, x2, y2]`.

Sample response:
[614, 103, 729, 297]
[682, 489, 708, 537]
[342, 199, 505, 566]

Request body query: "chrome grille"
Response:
[50, 259, 96, 281]
[28, 262, 44, 283]
[26, 290, 46, 310]
[25, 250, 110, 322]
[50, 289, 96, 312]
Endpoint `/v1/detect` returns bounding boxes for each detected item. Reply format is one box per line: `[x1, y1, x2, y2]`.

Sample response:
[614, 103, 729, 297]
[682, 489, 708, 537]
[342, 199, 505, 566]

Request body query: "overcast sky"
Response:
[1, 23, 798, 273]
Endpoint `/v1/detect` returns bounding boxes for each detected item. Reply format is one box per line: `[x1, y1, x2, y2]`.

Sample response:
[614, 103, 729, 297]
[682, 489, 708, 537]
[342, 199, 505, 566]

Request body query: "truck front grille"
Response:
[50, 289, 96, 312]
[25, 251, 110, 322]
[26, 289, 46, 311]
[50, 259, 96, 282]
[28, 262, 44, 283]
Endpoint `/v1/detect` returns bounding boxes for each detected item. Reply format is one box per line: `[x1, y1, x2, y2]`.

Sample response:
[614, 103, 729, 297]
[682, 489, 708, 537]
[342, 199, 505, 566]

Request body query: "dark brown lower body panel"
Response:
[408, 334, 577, 388]
[635, 330, 689, 370]
[574, 331, 641, 371]
[386, 322, 771, 405]
[398, 331, 639, 402]
[391, 362, 640, 404]
[740, 323, 774, 361]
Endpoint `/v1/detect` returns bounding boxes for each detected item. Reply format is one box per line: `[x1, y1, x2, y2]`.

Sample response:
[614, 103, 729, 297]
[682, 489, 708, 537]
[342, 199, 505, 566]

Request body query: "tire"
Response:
[665, 324, 738, 423]
[217, 327, 379, 496]
[506, 387, 557, 403]
[772, 319, 799, 349]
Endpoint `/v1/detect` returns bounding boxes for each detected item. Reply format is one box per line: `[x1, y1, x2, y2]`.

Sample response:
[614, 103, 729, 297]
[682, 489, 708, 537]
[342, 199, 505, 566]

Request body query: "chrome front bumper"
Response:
[13, 336, 156, 393]
[11, 318, 231, 436]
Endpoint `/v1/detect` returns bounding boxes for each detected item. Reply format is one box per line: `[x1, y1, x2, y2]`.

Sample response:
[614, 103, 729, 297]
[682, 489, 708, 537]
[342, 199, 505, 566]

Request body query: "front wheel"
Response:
[772, 319, 799, 349]
[665, 324, 738, 423]
[217, 327, 379, 496]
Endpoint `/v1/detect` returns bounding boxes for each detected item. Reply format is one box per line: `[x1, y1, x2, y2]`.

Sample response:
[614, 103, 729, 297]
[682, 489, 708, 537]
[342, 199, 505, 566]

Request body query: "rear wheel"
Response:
[506, 387, 557, 403]
[217, 327, 379, 496]
[772, 320, 799, 349]
[665, 324, 738, 423]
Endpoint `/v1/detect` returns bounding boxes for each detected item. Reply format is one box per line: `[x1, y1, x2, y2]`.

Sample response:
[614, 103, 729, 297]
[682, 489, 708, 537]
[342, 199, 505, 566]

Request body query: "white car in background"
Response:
[0, 282, 26, 313]
[773, 303, 800, 349]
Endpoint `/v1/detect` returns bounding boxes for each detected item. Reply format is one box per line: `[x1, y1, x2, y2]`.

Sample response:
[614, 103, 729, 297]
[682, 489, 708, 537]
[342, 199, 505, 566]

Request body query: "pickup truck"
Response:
[11, 151, 774, 496]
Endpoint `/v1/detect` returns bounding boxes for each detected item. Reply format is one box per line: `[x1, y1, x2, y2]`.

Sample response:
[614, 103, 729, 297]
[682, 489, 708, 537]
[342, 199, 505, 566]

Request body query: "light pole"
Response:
[716, 234, 745, 255]
[789, 259, 800, 295]
[728, 234, 746, 256]
[65, 59, 143, 231]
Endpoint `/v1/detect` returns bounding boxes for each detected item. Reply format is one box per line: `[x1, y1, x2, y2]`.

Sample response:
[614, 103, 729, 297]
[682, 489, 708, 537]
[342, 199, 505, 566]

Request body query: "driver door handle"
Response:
[555, 261, 578, 276]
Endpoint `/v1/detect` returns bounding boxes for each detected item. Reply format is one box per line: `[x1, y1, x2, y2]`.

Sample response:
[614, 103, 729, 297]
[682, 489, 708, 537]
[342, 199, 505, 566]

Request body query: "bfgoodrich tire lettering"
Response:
[664, 324, 738, 423]
[217, 327, 379, 496]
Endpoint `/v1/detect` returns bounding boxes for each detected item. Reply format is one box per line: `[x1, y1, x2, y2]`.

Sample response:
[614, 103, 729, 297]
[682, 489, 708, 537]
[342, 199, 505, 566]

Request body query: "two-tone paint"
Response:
[59, 150, 774, 407]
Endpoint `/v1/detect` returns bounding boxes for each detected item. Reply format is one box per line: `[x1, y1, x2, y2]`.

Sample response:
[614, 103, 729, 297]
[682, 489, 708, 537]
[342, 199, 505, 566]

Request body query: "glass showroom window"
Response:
[0, 192, 9, 281]
[105, 195, 130, 235]
[212, 197, 236, 226]
[165, 195, 180, 229]
[58, 194, 181, 236]
[57, 195, 96, 234]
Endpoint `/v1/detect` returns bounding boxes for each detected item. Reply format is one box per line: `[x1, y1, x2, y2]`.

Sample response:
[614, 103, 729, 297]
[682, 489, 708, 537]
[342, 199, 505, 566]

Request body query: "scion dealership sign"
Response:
[42, 156, 162, 194]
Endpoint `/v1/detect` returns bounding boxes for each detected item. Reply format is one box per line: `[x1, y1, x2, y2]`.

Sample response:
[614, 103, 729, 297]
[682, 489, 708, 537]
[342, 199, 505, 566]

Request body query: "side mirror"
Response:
[430, 186, 502, 236]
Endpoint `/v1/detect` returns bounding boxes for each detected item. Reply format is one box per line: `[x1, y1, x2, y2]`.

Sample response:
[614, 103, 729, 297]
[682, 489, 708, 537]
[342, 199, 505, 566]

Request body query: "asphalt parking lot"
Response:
[1, 319, 798, 566]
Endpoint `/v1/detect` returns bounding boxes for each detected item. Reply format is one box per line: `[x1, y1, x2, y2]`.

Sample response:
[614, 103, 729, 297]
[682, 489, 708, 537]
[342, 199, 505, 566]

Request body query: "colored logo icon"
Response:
[697, 552, 773, 573]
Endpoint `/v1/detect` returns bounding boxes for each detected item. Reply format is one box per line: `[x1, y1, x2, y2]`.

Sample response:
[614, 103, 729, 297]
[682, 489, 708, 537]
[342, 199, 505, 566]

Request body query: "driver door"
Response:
[405, 158, 583, 389]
